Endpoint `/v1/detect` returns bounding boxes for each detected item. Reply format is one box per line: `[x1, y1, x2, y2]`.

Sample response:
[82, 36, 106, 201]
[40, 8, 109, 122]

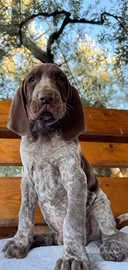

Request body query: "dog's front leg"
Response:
[3, 174, 37, 259]
[54, 162, 92, 270]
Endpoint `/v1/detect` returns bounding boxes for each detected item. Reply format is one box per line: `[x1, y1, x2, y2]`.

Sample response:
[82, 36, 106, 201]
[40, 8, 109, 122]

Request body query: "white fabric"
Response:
[0, 227, 128, 270]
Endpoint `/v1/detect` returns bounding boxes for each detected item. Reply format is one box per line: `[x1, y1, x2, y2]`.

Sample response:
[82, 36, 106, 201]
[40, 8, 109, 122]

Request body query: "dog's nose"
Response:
[38, 92, 55, 104]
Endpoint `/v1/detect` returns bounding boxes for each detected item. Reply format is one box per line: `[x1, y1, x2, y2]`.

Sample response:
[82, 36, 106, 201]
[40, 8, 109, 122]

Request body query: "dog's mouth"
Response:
[29, 110, 61, 133]
[29, 101, 65, 127]
[37, 111, 58, 126]
[39, 111, 54, 120]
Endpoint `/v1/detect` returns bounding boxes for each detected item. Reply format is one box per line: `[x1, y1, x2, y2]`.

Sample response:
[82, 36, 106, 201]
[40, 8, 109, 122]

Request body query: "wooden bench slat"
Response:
[1, 138, 128, 167]
[99, 177, 128, 217]
[1, 101, 128, 142]
[0, 100, 11, 130]
[80, 141, 128, 167]
[0, 177, 44, 226]
[0, 225, 51, 239]
[84, 107, 128, 135]
[0, 102, 128, 233]
[0, 177, 128, 227]
[0, 139, 21, 166]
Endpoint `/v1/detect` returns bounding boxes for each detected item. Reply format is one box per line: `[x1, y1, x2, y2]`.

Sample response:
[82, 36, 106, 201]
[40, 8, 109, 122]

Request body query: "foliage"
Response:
[0, 21, 46, 99]
[72, 34, 128, 108]
[0, 166, 22, 177]
[0, 1, 127, 99]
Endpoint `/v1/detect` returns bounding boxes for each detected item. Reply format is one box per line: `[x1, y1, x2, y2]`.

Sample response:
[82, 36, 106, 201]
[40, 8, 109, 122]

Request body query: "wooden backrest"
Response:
[0, 100, 128, 234]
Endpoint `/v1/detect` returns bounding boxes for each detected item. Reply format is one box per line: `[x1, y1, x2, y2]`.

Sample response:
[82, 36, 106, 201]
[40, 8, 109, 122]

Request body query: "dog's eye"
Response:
[28, 76, 35, 83]
[57, 75, 65, 82]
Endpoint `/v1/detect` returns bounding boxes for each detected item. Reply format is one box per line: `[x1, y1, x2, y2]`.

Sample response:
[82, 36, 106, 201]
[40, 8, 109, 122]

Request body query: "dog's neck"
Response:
[27, 119, 61, 142]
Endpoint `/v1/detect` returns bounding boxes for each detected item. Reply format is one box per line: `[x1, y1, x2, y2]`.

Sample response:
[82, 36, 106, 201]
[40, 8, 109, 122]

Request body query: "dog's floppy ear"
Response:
[61, 86, 86, 141]
[7, 85, 29, 136]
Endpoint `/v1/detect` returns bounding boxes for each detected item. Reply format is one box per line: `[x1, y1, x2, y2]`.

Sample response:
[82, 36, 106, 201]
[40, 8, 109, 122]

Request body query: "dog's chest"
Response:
[20, 133, 81, 194]
[20, 133, 81, 169]
[21, 133, 63, 173]
[20, 134, 72, 233]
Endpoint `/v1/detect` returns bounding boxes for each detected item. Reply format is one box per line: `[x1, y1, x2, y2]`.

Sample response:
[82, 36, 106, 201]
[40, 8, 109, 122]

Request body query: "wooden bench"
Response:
[0, 100, 128, 238]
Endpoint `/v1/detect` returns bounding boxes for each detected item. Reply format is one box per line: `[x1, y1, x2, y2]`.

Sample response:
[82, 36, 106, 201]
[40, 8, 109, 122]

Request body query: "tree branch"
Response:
[20, 10, 71, 27]
[101, 12, 127, 31]
[18, 9, 127, 63]
[21, 33, 54, 63]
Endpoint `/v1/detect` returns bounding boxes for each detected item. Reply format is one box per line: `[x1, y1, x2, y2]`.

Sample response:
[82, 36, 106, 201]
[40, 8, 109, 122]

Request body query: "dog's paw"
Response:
[54, 258, 92, 270]
[3, 239, 29, 259]
[100, 240, 128, 261]
[54, 247, 93, 270]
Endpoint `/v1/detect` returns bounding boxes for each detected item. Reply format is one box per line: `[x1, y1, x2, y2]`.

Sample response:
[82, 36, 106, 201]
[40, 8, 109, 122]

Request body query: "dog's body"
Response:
[3, 64, 128, 269]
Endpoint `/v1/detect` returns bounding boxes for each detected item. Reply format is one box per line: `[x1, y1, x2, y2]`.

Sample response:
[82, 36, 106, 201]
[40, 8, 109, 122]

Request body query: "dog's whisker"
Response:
[66, 103, 75, 111]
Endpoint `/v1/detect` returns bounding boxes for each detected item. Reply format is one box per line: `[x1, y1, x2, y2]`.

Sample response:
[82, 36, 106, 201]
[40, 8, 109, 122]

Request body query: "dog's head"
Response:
[7, 64, 86, 141]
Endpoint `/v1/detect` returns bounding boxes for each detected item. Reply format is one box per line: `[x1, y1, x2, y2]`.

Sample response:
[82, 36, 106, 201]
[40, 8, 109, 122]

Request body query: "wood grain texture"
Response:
[1, 139, 128, 167]
[0, 101, 128, 134]
[80, 141, 128, 167]
[0, 225, 50, 238]
[0, 100, 11, 130]
[1, 101, 128, 142]
[0, 177, 45, 226]
[99, 177, 128, 218]
[0, 226, 18, 238]
[84, 107, 128, 135]
[0, 177, 128, 227]
[0, 139, 21, 165]
[0, 102, 128, 232]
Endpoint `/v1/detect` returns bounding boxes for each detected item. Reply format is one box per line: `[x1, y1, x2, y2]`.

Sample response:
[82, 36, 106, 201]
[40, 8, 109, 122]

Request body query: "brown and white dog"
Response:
[3, 64, 128, 270]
